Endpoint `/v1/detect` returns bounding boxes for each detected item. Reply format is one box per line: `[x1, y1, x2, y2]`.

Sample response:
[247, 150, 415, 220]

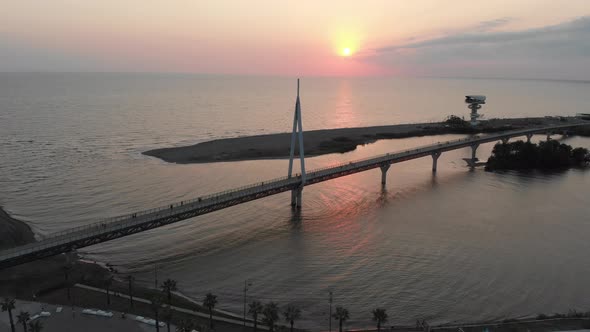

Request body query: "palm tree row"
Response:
[331, 306, 389, 332]
[4, 289, 387, 332]
[247, 300, 302, 332]
[2, 298, 44, 332]
[198, 292, 386, 332]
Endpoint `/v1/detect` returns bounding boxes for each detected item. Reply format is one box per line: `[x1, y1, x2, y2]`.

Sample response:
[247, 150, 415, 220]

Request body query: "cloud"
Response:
[474, 17, 513, 32]
[370, 16, 590, 80]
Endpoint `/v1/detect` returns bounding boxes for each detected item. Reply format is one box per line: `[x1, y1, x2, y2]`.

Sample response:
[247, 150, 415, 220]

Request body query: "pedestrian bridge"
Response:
[0, 122, 587, 269]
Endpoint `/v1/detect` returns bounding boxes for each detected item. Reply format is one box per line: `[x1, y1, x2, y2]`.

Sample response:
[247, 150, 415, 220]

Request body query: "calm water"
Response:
[1, 73, 589, 329]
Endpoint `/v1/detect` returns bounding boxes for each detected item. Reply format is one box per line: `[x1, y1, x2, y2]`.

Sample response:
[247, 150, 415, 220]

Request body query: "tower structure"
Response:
[465, 95, 486, 126]
[288, 79, 306, 208]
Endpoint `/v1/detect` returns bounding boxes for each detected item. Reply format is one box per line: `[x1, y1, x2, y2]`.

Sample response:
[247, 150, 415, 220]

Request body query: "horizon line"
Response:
[0, 71, 588, 84]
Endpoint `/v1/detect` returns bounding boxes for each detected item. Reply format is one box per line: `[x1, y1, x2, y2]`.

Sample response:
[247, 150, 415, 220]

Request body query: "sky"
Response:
[1, 0, 589, 79]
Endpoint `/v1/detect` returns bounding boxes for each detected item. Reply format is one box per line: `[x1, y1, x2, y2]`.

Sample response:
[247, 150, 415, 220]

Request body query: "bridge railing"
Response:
[307, 135, 479, 176]
[3, 122, 588, 258]
[307, 121, 588, 176]
[0, 174, 304, 258]
[1, 136, 486, 257]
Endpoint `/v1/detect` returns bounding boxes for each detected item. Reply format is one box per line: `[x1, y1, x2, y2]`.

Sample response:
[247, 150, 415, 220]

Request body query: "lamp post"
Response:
[154, 264, 158, 289]
[329, 291, 333, 332]
[243, 280, 252, 327]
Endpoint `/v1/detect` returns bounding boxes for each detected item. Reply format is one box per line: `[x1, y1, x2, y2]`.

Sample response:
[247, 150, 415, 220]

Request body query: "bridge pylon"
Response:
[380, 164, 391, 185]
[431, 151, 441, 173]
[288, 79, 306, 208]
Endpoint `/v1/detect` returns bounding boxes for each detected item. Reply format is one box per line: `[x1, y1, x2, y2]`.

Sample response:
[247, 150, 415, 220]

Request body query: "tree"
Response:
[262, 302, 279, 332]
[444, 115, 467, 127]
[162, 307, 173, 332]
[62, 265, 72, 302]
[372, 308, 388, 332]
[126, 275, 135, 309]
[150, 296, 163, 332]
[28, 320, 42, 332]
[202, 292, 217, 329]
[248, 301, 264, 332]
[161, 279, 177, 306]
[104, 276, 113, 306]
[332, 306, 349, 332]
[572, 147, 589, 163]
[17, 311, 30, 332]
[1, 297, 16, 332]
[283, 304, 301, 332]
[175, 319, 195, 332]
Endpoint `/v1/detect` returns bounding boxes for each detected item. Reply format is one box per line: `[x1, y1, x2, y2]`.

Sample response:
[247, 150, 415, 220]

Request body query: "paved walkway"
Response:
[74, 283, 266, 330]
[0, 300, 155, 332]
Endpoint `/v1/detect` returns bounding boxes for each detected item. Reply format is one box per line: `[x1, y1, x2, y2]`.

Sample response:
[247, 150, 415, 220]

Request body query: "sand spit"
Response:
[143, 117, 588, 164]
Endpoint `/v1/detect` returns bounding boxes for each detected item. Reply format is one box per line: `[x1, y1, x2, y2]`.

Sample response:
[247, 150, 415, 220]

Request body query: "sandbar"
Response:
[144, 117, 587, 164]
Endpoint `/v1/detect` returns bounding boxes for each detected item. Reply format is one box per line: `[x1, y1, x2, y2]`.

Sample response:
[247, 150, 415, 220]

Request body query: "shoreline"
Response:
[143, 117, 590, 164]
[0, 206, 36, 250]
[0, 206, 260, 331]
[0, 206, 111, 299]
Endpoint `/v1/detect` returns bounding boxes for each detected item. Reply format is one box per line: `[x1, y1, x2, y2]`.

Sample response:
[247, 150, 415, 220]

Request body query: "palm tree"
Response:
[17, 311, 30, 332]
[162, 307, 173, 332]
[248, 300, 263, 332]
[125, 275, 135, 309]
[283, 304, 301, 332]
[202, 293, 217, 329]
[372, 308, 388, 332]
[104, 276, 113, 306]
[175, 319, 195, 332]
[150, 296, 163, 332]
[332, 306, 349, 332]
[28, 320, 42, 332]
[1, 297, 16, 332]
[161, 279, 177, 306]
[262, 302, 279, 332]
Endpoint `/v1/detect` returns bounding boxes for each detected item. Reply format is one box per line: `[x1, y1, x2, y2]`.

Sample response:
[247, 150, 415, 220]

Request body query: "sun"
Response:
[333, 30, 360, 57]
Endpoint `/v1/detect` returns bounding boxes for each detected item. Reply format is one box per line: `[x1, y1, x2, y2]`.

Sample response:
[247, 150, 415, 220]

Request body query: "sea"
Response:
[1, 73, 589, 329]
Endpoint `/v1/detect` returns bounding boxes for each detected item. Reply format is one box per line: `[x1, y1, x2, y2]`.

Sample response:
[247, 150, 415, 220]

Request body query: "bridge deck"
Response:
[0, 122, 587, 269]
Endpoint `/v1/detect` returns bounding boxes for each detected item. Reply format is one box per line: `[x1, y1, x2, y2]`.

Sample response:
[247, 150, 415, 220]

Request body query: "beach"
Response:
[143, 117, 587, 164]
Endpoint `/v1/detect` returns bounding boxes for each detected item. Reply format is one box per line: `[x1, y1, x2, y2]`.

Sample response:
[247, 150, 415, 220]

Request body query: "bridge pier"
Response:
[501, 138, 509, 144]
[380, 164, 390, 185]
[526, 133, 533, 143]
[291, 187, 303, 208]
[470, 143, 479, 160]
[431, 151, 441, 173]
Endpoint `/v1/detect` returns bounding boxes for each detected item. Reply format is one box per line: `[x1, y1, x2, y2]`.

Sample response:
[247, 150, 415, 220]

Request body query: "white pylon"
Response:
[288, 78, 306, 184]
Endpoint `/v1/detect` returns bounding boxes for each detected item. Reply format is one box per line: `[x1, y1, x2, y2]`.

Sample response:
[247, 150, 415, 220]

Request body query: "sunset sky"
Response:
[1, 1, 589, 79]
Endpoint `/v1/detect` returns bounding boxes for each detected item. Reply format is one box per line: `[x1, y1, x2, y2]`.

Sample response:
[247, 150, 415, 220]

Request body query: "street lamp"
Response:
[154, 264, 158, 289]
[243, 279, 253, 327]
[329, 290, 333, 332]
